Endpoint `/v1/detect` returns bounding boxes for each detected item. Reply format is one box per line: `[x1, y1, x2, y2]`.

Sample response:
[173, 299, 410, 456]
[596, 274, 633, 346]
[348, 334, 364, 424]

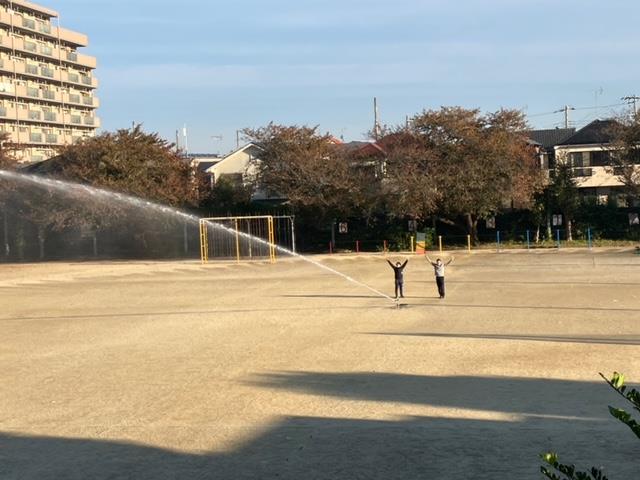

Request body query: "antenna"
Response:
[594, 87, 604, 117]
[183, 124, 189, 156]
[373, 97, 380, 140]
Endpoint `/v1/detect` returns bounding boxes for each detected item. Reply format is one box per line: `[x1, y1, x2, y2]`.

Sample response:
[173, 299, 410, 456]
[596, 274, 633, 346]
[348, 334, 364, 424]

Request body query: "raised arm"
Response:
[425, 255, 433, 263]
[401, 259, 408, 269]
[386, 260, 395, 268]
[446, 257, 454, 266]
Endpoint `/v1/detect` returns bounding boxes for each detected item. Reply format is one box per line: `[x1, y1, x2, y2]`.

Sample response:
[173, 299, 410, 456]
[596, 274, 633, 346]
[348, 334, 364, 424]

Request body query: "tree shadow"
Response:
[1, 412, 636, 479]
[362, 332, 640, 346]
[411, 302, 640, 313]
[247, 372, 619, 419]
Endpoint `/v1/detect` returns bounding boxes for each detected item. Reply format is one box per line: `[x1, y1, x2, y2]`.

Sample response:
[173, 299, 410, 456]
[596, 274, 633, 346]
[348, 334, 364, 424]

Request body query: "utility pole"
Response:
[622, 95, 640, 120]
[554, 105, 575, 129]
[236, 130, 241, 149]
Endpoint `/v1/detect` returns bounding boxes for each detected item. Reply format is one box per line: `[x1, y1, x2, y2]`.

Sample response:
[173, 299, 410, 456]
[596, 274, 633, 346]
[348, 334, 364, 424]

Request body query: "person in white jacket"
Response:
[425, 255, 454, 299]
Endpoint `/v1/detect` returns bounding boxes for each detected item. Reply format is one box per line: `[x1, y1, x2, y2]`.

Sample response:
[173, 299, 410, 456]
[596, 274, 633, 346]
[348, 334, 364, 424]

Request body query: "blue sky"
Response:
[56, 0, 640, 153]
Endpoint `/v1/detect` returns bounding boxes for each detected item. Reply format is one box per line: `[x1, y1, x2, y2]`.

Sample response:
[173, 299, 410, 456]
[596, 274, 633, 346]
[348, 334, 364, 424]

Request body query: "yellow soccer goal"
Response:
[199, 215, 295, 264]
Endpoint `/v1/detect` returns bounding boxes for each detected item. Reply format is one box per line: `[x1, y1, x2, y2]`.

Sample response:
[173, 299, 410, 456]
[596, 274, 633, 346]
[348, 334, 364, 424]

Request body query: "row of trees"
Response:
[2, 106, 639, 259]
[245, 108, 547, 243]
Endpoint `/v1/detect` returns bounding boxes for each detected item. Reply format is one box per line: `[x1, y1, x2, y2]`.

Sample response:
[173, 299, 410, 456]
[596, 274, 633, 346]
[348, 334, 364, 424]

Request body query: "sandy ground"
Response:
[1, 249, 639, 479]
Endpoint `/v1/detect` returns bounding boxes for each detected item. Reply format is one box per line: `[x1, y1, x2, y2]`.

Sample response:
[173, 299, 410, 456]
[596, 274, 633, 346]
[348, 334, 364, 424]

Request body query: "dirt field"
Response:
[1, 249, 639, 479]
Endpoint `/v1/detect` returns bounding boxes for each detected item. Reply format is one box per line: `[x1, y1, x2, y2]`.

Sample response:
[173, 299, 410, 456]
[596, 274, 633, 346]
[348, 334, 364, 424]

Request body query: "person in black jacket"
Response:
[387, 259, 408, 299]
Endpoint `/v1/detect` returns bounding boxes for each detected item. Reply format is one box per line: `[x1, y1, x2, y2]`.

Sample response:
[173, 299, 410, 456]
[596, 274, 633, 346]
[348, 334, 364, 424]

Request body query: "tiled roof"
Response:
[526, 128, 576, 149]
[557, 119, 620, 146]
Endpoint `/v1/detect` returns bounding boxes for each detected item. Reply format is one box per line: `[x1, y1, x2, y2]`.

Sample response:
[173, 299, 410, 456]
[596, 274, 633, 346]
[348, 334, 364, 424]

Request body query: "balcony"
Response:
[29, 132, 43, 143]
[9, 1, 59, 20]
[0, 106, 7, 117]
[43, 111, 57, 122]
[40, 66, 55, 78]
[24, 41, 37, 53]
[62, 71, 98, 89]
[21, 17, 36, 30]
[57, 27, 88, 48]
[42, 89, 58, 101]
[0, 8, 89, 48]
[27, 110, 41, 120]
[76, 53, 97, 69]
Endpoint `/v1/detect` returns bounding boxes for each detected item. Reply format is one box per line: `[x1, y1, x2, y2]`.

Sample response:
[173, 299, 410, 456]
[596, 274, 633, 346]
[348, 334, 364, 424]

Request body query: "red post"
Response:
[383, 240, 388, 252]
[356, 240, 360, 253]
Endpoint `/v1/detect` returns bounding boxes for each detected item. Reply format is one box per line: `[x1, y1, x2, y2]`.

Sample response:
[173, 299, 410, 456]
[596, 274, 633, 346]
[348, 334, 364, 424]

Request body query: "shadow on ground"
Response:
[2, 374, 637, 479]
[363, 332, 640, 347]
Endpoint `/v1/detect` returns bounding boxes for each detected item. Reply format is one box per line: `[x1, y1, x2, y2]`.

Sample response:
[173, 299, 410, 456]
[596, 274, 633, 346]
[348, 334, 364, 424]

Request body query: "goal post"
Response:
[199, 215, 295, 264]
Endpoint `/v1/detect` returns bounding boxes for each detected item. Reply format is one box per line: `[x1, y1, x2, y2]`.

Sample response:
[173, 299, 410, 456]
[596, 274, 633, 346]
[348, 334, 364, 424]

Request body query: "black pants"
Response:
[436, 276, 445, 298]
[395, 280, 404, 298]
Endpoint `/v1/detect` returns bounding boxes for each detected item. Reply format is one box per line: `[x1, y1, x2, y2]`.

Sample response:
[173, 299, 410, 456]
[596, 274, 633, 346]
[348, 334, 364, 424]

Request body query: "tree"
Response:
[6, 126, 199, 260]
[390, 107, 543, 242]
[0, 132, 21, 259]
[56, 125, 197, 208]
[243, 123, 358, 219]
[378, 130, 440, 222]
[549, 163, 580, 241]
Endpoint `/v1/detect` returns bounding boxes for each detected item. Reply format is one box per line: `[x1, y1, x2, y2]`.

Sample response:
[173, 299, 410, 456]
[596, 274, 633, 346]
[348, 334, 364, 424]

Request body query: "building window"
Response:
[569, 152, 588, 167]
[591, 150, 611, 167]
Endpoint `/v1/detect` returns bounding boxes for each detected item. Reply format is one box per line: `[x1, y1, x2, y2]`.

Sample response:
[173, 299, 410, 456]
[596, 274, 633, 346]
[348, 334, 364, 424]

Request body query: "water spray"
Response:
[0, 170, 395, 304]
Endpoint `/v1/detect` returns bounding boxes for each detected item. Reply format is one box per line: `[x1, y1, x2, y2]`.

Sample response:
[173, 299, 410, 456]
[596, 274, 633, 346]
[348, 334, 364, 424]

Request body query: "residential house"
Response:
[553, 119, 630, 204]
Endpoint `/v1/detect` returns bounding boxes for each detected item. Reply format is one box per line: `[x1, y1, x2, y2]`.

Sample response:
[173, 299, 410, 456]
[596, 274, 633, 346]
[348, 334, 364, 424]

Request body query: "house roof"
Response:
[204, 143, 263, 174]
[526, 128, 576, 150]
[557, 119, 620, 146]
[19, 155, 67, 175]
[338, 141, 386, 157]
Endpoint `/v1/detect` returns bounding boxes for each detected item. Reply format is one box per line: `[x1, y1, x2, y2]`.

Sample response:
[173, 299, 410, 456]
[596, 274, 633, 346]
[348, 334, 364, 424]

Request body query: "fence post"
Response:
[587, 227, 592, 250]
[526, 230, 530, 250]
[356, 240, 360, 254]
[329, 242, 333, 254]
[383, 240, 388, 254]
[556, 229, 561, 249]
[496, 231, 501, 253]
[467, 235, 471, 252]
[410, 235, 415, 253]
[438, 235, 443, 253]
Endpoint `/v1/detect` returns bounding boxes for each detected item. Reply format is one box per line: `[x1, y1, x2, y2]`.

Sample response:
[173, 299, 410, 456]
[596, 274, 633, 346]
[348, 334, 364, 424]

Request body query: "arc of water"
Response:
[0, 170, 394, 303]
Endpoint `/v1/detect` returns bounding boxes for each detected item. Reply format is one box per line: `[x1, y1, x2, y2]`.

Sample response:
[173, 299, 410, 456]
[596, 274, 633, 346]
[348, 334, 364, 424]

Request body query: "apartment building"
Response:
[0, 0, 99, 163]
